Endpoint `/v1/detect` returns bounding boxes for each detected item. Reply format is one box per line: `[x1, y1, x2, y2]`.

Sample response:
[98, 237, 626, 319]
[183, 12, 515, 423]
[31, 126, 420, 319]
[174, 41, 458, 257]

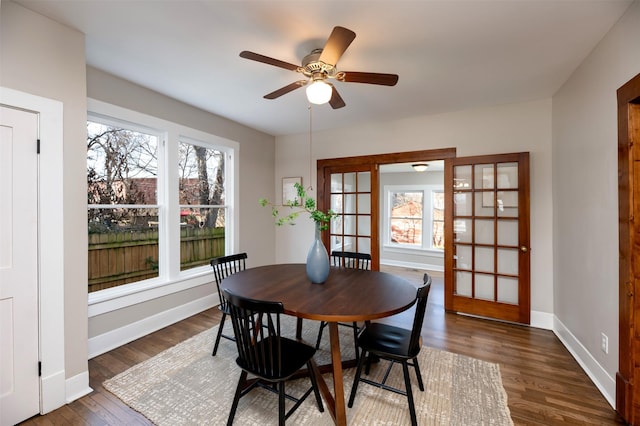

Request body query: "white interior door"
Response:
[0, 105, 40, 424]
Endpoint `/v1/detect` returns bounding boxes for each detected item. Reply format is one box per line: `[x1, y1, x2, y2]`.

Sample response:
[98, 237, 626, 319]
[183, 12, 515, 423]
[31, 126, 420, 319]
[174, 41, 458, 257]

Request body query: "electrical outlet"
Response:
[601, 333, 609, 354]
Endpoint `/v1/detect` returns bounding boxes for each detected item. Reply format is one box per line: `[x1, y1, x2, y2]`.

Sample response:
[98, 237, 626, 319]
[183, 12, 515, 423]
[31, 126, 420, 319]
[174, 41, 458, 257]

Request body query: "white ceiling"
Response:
[14, 0, 632, 136]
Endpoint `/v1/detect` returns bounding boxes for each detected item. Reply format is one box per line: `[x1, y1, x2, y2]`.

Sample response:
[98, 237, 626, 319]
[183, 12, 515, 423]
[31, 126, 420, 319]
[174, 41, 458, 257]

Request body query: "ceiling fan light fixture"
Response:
[306, 80, 332, 105]
[412, 163, 429, 172]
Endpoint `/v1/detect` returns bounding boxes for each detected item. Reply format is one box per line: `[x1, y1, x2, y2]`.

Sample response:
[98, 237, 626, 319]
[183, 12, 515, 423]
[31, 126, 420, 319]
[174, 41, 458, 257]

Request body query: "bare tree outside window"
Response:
[87, 122, 158, 231]
[86, 111, 231, 294]
[178, 142, 226, 270]
[87, 120, 160, 291]
[390, 191, 423, 245]
[432, 191, 445, 249]
[178, 142, 225, 228]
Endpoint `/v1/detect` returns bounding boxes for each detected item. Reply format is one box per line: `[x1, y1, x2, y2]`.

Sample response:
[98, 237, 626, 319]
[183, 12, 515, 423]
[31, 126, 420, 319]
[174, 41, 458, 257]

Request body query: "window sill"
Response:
[383, 245, 444, 257]
[88, 266, 213, 317]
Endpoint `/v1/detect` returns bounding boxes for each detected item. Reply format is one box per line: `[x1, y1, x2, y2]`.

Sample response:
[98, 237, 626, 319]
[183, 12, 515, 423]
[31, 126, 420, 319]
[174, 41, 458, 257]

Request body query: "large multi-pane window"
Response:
[87, 119, 160, 292]
[87, 104, 236, 299]
[385, 186, 444, 251]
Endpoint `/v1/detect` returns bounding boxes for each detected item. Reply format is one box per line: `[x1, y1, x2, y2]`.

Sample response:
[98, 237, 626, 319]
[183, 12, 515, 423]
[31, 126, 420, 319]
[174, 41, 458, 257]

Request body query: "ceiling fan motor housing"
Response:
[301, 49, 338, 80]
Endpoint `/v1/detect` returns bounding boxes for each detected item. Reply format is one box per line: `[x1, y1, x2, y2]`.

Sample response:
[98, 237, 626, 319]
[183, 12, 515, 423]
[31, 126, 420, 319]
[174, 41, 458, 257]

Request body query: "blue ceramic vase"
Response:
[306, 223, 330, 284]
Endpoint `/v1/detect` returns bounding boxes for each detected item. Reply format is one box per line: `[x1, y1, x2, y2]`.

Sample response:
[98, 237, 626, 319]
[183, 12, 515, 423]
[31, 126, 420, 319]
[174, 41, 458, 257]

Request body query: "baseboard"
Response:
[553, 316, 615, 408]
[530, 310, 554, 330]
[40, 368, 67, 414]
[380, 259, 444, 272]
[87, 294, 216, 359]
[65, 371, 92, 405]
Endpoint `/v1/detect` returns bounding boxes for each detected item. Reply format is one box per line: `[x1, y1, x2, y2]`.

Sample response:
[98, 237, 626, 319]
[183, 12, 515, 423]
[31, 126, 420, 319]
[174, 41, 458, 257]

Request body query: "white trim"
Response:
[1, 87, 67, 413]
[64, 371, 92, 404]
[383, 245, 444, 258]
[88, 266, 213, 317]
[88, 293, 217, 359]
[40, 369, 66, 414]
[553, 316, 615, 408]
[530, 310, 554, 330]
[380, 258, 444, 272]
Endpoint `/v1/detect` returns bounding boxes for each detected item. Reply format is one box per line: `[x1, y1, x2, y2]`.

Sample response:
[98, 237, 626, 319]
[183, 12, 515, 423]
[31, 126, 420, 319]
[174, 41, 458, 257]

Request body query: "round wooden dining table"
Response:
[221, 263, 417, 426]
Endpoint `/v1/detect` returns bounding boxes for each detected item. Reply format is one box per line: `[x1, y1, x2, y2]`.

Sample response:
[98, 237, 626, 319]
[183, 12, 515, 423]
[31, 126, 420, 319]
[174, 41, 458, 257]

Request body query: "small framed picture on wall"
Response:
[282, 177, 302, 204]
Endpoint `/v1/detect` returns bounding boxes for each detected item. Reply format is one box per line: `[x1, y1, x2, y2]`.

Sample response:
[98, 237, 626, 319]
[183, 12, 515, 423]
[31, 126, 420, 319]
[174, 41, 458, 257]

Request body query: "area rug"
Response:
[104, 318, 513, 425]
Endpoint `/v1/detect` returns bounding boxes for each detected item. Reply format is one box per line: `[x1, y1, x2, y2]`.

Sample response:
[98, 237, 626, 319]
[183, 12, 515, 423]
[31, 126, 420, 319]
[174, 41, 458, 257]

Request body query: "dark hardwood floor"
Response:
[21, 268, 625, 425]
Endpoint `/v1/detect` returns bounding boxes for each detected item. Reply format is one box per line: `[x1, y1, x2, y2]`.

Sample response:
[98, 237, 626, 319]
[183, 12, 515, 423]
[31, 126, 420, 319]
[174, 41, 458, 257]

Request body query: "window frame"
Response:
[383, 184, 444, 253]
[87, 99, 239, 317]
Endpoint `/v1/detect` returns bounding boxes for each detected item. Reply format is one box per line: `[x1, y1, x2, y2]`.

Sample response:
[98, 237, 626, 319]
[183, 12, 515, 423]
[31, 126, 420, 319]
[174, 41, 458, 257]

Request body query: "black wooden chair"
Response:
[223, 288, 324, 426]
[315, 251, 372, 362]
[347, 273, 432, 426]
[331, 250, 371, 269]
[210, 253, 248, 356]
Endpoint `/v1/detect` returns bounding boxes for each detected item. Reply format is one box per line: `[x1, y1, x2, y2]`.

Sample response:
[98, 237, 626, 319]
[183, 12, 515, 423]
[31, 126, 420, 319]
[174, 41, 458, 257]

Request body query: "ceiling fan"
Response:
[239, 26, 399, 109]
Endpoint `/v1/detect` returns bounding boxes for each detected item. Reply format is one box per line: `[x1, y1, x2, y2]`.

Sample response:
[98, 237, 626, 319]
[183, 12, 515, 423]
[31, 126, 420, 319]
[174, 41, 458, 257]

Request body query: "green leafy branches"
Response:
[259, 183, 337, 231]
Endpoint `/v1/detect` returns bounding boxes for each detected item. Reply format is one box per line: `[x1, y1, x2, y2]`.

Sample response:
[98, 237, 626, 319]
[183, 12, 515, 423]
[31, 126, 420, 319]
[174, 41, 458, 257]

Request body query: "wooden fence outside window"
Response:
[88, 227, 225, 292]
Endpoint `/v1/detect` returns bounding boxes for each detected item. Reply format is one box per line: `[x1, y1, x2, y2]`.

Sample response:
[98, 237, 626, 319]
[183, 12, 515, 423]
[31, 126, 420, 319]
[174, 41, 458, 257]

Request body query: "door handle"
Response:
[520, 246, 528, 253]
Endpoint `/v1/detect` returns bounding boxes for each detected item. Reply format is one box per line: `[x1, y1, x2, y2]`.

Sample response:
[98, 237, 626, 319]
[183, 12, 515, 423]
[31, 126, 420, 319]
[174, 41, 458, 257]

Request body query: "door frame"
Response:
[1, 87, 67, 413]
[317, 148, 457, 270]
[616, 72, 640, 424]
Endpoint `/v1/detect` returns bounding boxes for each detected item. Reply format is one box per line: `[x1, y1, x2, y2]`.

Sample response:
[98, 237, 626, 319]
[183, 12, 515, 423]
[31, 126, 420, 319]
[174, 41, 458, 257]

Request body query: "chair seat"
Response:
[236, 336, 317, 381]
[358, 323, 422, 360]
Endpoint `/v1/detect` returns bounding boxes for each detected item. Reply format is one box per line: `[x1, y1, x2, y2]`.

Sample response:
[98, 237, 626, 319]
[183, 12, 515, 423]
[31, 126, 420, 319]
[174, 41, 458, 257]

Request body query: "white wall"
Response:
[1, 0, 88, 387]
[552, 0, 640, 405]
[274, 98, 554, 316]
[1, 1, 278, 404]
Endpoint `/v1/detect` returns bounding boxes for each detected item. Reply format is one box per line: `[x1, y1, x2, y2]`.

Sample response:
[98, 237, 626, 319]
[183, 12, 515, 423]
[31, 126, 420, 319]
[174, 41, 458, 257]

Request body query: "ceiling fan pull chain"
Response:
[308, 104, 313, 191]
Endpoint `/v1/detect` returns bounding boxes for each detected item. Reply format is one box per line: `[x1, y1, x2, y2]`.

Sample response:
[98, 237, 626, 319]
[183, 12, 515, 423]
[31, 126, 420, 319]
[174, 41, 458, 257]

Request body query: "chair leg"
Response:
[213, 312, 227, 356]
[413, 357, 425, 391]
[307, 361, 325, 412]
[402, 361, 418, 426]
[351, 322, 360, 363]
[227, 370, 247, 426]
[348, 349, 367, 408]
[296, 318, 303, 340]
[278, 381, 286, 426]
[315, 321, 326, 349]
[364, 351, 372, 375]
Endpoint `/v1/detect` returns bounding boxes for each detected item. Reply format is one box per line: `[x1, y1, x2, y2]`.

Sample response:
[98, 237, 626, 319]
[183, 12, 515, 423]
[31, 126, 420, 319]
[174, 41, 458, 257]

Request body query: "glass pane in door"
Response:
[329, 171, 371, 255]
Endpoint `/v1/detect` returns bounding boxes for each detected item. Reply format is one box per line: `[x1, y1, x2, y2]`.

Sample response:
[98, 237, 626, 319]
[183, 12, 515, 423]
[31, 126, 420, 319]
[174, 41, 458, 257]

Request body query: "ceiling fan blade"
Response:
[341, 71, 399, 86]
[240, 51, 299, 72]
[329, 85, 346, 109]
[264, 80, 307, 99]
[318, 26, 356, 66]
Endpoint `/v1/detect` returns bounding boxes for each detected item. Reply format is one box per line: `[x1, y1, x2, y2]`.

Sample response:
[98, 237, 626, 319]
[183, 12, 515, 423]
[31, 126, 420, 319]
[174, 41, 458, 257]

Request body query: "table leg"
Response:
[328, 322, 347, 425]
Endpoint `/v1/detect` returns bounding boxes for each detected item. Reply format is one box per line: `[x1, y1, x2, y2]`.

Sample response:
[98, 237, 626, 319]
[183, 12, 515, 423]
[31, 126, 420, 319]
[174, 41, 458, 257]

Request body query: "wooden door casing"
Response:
[617, 72, 640, 425]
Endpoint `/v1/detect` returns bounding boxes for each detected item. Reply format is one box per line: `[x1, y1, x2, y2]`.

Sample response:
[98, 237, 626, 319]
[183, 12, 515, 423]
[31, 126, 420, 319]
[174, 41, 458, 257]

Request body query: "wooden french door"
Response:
[317, 162, 378, 268]
[445, 152, 531, 324]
